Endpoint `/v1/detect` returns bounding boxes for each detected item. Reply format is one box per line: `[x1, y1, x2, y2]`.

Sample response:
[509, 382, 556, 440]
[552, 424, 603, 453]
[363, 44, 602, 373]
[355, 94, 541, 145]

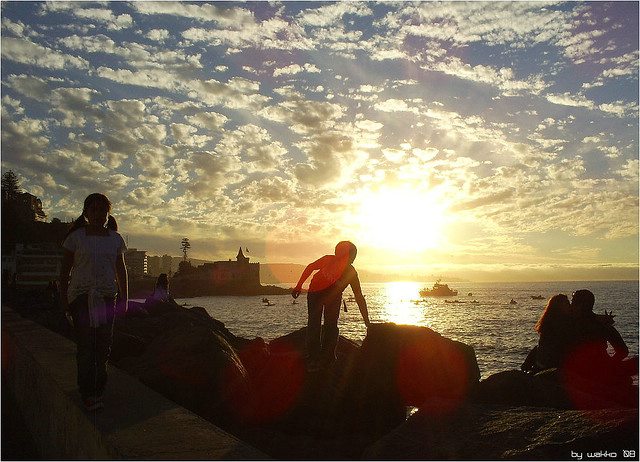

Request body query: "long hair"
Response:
[534, 294, 570, 333]
[155, 273, 169, 290]
[64, 193, 117, 240]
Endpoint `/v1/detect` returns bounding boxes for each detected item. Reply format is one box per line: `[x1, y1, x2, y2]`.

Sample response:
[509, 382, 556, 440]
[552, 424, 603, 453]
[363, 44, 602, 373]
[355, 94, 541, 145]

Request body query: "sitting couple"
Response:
[522, 289, 638, 385]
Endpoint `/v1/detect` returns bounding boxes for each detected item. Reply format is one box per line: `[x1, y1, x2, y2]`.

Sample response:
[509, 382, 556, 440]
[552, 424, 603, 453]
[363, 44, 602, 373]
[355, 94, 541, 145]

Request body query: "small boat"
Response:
[509, 299, 517, 305]
[445, 299, 462, 304]
[531, 295, 544, 300]
[261, 297, 269, 303]
[420, 279, 458, 297]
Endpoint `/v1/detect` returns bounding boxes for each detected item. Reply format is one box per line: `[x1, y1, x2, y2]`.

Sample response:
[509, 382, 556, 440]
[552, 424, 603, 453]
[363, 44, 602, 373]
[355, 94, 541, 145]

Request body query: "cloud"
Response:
[217, 125, 288, 171]
[145, 29, 170, 42]
[1, 37, 89, 70]
[296, 2, 372, 28]
[41, 2, 133, 30]
[545, 92, 595, 109]
[426, 57, 548, 96]
[180, 151, 243, 196]
[171, 123, 210, 147]
[49, 87, 100, 127]
[240, 177, 295, 203]
[132, 2, 256, 28]
[185, 111, 228, 130]
[4, 74, 52, 101]
[190, 77, 270, 110]
[273, 63, 321, 77]
[181, 18, 313, 52]
[260, 98, 344, 134]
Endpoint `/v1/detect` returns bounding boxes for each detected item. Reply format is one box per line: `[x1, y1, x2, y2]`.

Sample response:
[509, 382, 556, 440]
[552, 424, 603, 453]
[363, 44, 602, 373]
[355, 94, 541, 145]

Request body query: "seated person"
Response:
[150, 273, 170, 302]
[563, 290, 638, 384]
[522, 294, 573, 373]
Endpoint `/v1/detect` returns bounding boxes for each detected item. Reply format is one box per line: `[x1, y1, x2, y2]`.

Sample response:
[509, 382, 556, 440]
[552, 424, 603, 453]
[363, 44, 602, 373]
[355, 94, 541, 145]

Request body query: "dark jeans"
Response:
[306, 291, 341, 363]
[69, 294, 115, 400]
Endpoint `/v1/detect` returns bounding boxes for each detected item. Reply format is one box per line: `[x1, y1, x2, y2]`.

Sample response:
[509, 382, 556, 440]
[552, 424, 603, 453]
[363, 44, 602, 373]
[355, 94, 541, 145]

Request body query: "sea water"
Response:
[174, 280, 639, 379]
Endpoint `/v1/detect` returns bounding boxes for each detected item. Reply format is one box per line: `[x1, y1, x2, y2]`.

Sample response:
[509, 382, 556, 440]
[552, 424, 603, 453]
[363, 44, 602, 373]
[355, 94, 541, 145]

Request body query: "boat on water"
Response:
[531, 295, 544, 300]
[419, 279, 458, 297]
[509, 299, 518, 305]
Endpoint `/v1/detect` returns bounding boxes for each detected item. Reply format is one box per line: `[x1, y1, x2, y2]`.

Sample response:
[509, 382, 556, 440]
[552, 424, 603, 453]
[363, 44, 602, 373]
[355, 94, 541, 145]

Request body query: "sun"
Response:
[353, 186, 449, 253]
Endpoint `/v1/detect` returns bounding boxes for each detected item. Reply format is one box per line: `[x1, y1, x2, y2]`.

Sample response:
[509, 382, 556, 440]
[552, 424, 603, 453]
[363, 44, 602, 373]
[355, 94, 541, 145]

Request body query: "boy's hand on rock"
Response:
[292, 288, 301, 299]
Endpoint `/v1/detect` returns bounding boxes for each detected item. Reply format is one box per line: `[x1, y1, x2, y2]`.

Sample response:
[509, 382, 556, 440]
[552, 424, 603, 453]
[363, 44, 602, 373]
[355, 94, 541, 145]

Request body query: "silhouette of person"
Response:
[521, 294, 573, 373]
[59, 193, 128, 411]
[292, 241, 370, 371]
[564, 289, 638, 384]
[151, 273, 170, 302]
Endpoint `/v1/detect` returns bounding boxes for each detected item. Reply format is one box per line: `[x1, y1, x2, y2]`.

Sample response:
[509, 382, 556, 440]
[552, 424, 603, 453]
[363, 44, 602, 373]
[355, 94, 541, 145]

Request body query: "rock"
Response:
[364, 404, 639, 460]
[477, 369, 639, 410]
[337, 323, 480, 436]
[110, 331, 146, 361]
[115, 320, 249, 426]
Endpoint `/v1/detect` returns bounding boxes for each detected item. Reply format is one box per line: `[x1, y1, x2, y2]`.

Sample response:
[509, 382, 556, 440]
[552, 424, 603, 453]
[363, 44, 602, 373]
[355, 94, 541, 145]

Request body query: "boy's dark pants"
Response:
[69, 295, 115, 400]
[306, 291, 341, 363]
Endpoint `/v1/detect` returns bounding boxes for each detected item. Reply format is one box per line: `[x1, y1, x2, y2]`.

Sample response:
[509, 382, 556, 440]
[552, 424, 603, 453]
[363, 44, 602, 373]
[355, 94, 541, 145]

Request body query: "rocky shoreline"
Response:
[5, 290, 639, 460]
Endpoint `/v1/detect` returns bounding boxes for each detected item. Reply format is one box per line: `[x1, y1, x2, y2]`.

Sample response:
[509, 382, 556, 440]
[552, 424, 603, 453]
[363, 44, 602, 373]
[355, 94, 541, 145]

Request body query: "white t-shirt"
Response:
[62, 227, 127, 326]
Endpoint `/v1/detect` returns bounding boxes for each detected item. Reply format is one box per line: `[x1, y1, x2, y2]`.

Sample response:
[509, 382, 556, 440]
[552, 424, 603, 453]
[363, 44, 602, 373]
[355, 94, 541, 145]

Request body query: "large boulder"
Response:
[111, 305, 253, 426]
[115, 320, 249, 426]
[338, 323, 481, 436]
[230, 327, 360, 428]
[364, 404, 639, 460]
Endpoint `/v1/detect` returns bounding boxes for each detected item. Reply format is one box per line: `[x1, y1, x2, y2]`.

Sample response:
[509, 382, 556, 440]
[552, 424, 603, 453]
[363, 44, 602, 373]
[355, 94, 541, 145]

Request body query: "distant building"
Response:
[124, 248, 147, 278]
[173, 247, 260, 288]
[147, 254, 173, 276]
[5, 243, 64, 287]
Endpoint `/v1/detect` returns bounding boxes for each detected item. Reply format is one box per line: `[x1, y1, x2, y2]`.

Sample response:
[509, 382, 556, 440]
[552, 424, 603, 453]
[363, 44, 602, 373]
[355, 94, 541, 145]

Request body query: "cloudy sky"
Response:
[1, 1, 638, 281]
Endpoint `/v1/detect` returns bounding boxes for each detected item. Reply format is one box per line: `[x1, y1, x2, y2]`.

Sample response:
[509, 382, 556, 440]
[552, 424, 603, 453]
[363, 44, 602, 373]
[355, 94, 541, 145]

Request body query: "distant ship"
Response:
[419, 279, 458, 297]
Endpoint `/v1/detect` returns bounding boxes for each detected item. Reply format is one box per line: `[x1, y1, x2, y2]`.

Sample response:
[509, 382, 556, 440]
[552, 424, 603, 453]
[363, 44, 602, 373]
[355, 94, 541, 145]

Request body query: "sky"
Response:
[1, 1, 638, 282]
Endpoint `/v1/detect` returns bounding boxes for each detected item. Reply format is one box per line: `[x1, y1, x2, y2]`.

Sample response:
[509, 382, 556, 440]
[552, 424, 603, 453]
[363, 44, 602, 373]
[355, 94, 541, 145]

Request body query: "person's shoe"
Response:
[83, 396, 104, 411]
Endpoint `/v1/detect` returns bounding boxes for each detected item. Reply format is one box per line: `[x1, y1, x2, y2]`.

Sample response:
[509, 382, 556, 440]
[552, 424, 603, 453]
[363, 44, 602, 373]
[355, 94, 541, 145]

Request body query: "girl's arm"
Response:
[292, 255, 331, 298]
[59, 249, 74, 312]
[115, 253, 129, 314]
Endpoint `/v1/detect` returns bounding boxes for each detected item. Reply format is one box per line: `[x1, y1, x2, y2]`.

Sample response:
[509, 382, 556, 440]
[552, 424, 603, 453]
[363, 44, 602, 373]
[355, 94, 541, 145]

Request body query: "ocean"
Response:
[174, 280, 639, 379]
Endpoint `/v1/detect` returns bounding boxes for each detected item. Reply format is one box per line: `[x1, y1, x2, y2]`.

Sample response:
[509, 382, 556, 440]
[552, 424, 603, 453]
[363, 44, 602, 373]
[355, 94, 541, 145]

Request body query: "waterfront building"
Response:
[125, 248, 148, 278]
[147, 254, 173, 277]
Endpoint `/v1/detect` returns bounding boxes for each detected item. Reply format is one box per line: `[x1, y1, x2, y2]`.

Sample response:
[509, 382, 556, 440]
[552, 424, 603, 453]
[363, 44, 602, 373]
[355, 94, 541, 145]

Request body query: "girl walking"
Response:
[59, 193, 128, 411]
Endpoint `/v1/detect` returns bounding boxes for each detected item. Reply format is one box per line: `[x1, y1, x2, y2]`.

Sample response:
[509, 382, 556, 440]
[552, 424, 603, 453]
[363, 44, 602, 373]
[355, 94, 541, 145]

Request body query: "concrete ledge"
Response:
[2, 305, 268, 460]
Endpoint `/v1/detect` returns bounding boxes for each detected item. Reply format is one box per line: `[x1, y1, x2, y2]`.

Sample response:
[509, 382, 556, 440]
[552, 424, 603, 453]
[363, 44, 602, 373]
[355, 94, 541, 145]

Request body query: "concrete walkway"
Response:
[2, 305, 268, 460]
